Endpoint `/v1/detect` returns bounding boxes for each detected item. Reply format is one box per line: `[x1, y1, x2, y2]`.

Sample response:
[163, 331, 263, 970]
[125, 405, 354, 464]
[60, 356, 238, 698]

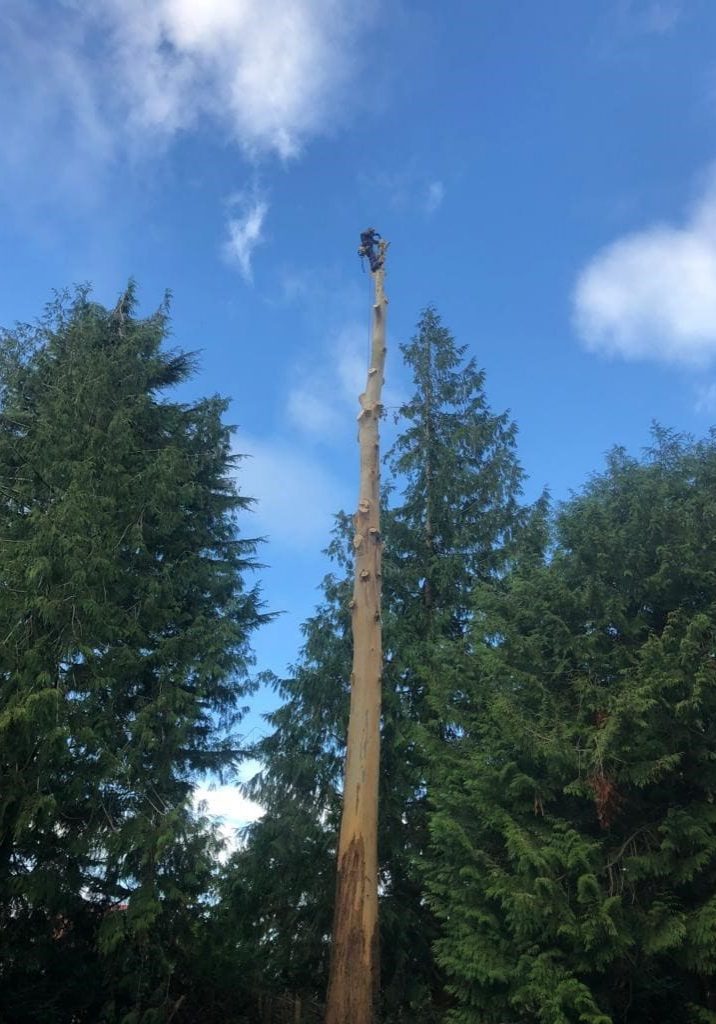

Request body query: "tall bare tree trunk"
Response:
[325, 235, 388, 1024]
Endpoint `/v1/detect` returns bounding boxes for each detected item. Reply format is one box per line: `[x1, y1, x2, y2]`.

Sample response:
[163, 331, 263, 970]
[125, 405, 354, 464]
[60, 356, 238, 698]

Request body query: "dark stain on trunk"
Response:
[325, 835, 378, 1024]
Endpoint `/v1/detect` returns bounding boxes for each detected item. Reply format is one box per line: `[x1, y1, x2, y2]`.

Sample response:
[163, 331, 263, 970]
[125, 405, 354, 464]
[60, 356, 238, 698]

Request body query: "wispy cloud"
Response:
[0, 0, 377, 220]
[224, 193, 269, 281]
[336, 326, 370, 397]
[359, 165, 447, 218]
[237, 436, 351, 551]
[573, 168, 716, 366]
[616, 0, 684, 36]
[286, 389, 342, 438]
[285, 320, 404, 445]
[240, 268, 405, 547]
[594, 2, 685, 65]
[286, 323, 368, 439]
[103, 0, 373, 158]
[425, 180, 445, 215]
[695, 382, 716, 414]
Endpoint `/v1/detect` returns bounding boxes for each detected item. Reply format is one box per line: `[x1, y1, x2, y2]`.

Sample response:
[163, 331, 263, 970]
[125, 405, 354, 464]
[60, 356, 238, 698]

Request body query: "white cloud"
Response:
[224, 194, 268, 281]
[0, 0, 377, 278]
[193, 759, 264, 855]
[425, 180, 445, 215]
[231, 308, 405, 555]
[284, 320, 405, 441]
[358, 165, 447, 218]
[618, 0, 683, 35]
[0, 6, 109, 206]
[334, 324, 371, 400]
[0, 0, 377, 207]
[237, 436, 350, 551]
[92, 0, 364, 158]
[286, 323, 368, 440]
[194, 783, 264, 828]
[573, 170, 716, 366]
[695, 382, 716, 414]
[286, 389, 342, 437]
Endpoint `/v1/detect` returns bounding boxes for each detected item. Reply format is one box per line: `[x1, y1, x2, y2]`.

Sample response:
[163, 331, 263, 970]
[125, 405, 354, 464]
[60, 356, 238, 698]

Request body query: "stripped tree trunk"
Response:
[325, 236, 388, 1024]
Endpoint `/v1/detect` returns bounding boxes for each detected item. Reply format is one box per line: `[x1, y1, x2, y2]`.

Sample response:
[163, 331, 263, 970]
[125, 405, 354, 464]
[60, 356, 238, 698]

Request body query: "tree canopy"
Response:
[222, 307, 525, 1021]
[3, 285, 716, 1024]
[427, 428, 716, 1024]
[0, 286, 265, 1023]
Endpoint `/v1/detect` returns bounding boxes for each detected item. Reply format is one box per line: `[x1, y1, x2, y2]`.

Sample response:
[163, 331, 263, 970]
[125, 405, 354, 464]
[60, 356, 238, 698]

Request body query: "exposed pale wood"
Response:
[325, 240, 388, 1024]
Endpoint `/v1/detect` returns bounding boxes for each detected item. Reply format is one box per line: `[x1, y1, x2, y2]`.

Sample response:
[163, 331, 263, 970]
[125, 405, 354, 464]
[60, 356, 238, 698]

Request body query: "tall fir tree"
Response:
[0, 286, 265, 1023]
[222, 308, 524, 1019]
[427, 428, 716, 1024]
[379, 307, 524, 1019]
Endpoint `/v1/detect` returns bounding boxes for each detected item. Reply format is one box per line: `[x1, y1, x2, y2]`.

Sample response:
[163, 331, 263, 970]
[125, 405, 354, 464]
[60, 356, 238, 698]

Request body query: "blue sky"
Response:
[2, 0, 716, 823]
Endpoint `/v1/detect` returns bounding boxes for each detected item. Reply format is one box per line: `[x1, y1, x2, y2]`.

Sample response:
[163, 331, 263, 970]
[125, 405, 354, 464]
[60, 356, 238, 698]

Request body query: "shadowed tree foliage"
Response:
[427, 428, 716, 1024]
[7, 286, 715, 1024]
[221, 308, 525, 1020]
[0, 286, 266, 1023]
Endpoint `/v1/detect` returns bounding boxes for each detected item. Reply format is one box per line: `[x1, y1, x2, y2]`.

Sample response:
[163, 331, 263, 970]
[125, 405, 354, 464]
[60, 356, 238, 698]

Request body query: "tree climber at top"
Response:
[358, 228, 384, 273]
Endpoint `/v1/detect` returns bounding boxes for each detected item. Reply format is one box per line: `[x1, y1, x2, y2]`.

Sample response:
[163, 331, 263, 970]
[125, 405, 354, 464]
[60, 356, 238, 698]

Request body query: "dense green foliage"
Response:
[4, 285, 716, 1024]
[0, 287, 264, 1023]
[427, 429, 716, 1024]
[220, 308, 524, 1020]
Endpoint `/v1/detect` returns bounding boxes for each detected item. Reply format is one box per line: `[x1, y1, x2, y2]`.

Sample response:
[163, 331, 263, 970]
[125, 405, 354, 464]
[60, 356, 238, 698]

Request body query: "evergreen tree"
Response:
[223, 308, 524, 1019]
[219, 521, 352, 1008]
[427, 428, 716, 1024]
[379, 307, 524, 1019]
[0, 286, 265, 1023]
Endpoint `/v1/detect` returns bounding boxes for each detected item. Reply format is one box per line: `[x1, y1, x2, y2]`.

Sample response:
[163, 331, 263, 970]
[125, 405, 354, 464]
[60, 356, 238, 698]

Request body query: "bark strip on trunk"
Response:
[325, 238, 388, 1024]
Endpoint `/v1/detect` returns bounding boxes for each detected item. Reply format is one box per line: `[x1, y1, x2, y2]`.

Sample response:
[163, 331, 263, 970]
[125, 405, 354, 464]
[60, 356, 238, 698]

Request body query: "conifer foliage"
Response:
[6, 283, 716, 1024]
[226, 308, 524, 1020]
[379, 308, 524, 1019]
[0, 287, 264, 1023]
[427, 429, 716, 1024]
